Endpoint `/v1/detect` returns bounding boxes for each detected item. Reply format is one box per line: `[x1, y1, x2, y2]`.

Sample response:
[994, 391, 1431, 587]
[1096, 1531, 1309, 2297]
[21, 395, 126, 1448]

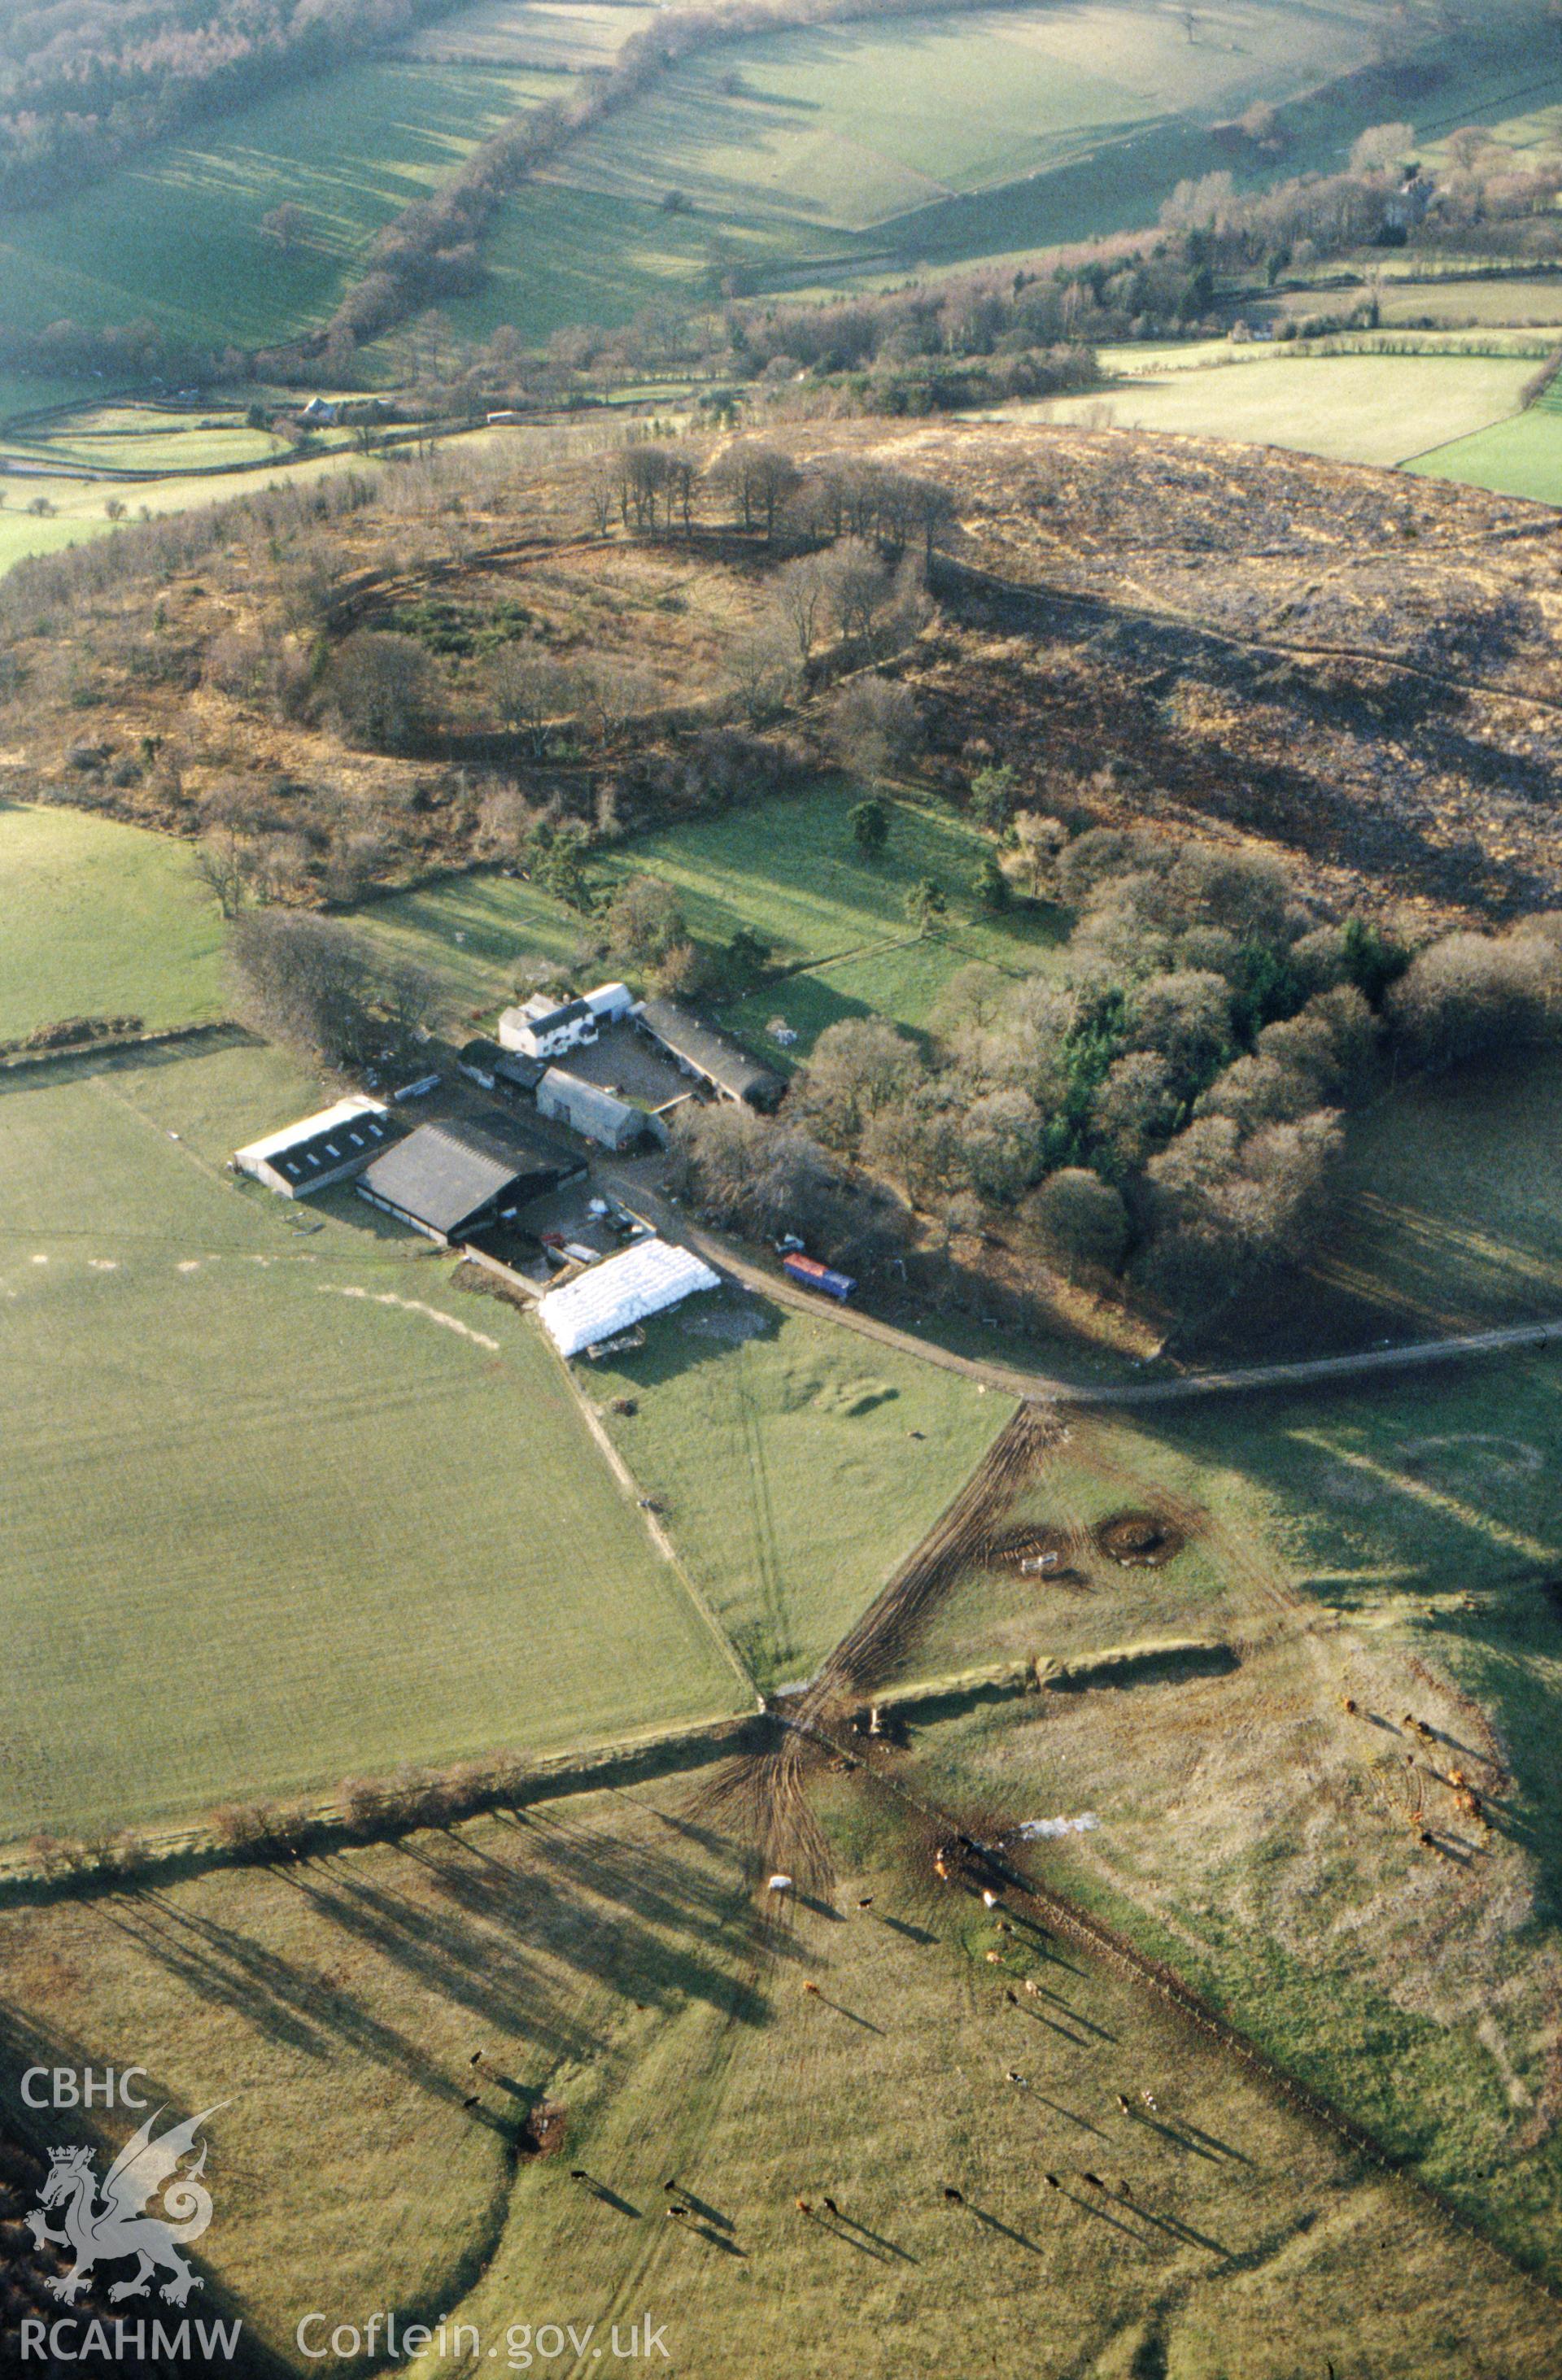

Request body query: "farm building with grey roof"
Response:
[358, 1114, 582, 1243]
[536, 1067, 644, 1151]
[636, 999, 782, 1109]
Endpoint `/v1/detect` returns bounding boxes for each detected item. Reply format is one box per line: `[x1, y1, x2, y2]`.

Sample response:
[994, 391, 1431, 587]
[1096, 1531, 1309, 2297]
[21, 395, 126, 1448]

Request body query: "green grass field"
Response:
[587, 1287, 1013, 1686]
[5, 403, 292, 474]
[0, 43, 580, 350]
[0, 802, 226, 1040]
[440, 0, 1549, 342]
[0, 373, 102, 426]
[399, 0, 657, 69]
[1407, 403, 1562, 500]
[355, 784, 1070, 1059]
[1265, 276, 1562, 332]
[0, 1040, 748, 1840]
[1031, 351, 1536, 468]
[443, 0, 1396, 338]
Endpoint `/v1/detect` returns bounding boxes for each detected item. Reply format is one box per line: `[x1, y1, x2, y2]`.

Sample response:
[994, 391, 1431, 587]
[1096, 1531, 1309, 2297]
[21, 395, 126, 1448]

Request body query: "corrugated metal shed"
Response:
[539, 1238, 721, 1358]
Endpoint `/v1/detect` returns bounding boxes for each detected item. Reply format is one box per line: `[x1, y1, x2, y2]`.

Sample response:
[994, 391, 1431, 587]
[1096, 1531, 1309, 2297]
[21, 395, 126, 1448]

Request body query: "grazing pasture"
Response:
[1266, 275, 1562, 332]
[4, 403, 293, 475]
[0, 1040, 746, 1840]
[878, 1375, 1562, 2279]
[1406, 401, 1562, 501]
[444, 0, 1543, 339]
[587, 1288, 1014, 1686]
[0, 802, 225, 1041]
[1031, 351, 1535, 469]
[0, 1774, 1554, 2376]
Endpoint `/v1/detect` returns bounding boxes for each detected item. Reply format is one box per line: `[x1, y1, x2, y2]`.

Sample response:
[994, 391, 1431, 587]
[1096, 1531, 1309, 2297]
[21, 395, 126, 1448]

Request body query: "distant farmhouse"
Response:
[233, 1096, 399, 1197]
[1384, 164, 1433, 237]
[536, 1067, 644, 1151]
[357, 1114, 583, 1244]
[636, 999, 782, 1110]
[499, 982, 634, 1063]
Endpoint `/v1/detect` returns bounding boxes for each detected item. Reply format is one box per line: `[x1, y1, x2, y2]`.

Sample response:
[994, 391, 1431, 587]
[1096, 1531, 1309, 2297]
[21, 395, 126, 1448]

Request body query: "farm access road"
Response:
[600, 1168, 1562, 1410]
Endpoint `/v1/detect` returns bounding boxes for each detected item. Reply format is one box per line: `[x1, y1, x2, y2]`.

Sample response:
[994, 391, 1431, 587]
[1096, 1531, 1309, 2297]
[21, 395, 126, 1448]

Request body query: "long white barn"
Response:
[539, 1237, 721, 1358]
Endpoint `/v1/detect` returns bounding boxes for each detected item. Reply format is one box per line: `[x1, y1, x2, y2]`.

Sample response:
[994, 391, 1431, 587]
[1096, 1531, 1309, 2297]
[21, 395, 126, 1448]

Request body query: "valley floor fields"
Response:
[0, 1039, 751, 1839]
[1028, 349, 1538, 469]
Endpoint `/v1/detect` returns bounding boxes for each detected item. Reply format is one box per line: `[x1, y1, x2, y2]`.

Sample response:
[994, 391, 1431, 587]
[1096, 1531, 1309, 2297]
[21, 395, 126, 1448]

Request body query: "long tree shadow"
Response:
[98, 1891, 518, 2131]
[456, 1802, 768, 1966]
[393, 1818, 777, 2017]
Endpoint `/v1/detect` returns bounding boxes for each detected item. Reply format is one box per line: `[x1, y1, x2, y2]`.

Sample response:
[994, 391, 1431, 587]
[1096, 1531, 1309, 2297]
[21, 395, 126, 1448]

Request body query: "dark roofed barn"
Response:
[357, 1114, 581, 1243]
[458, 1038, 545, 1093]
[636, 999, 782, 1110]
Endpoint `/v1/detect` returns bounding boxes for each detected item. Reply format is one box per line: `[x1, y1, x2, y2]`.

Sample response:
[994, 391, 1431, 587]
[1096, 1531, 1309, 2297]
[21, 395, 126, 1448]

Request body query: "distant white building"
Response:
[233, 1096, 396, 1197]
[539, 1237, 721, 1358]
[537, 1067, 643, 1151]
[498, 983, 635, 1061]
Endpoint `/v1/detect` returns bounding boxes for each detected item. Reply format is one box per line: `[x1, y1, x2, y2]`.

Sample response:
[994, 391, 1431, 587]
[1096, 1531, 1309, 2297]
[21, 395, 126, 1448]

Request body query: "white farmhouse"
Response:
[497, 982, 635, 1062]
